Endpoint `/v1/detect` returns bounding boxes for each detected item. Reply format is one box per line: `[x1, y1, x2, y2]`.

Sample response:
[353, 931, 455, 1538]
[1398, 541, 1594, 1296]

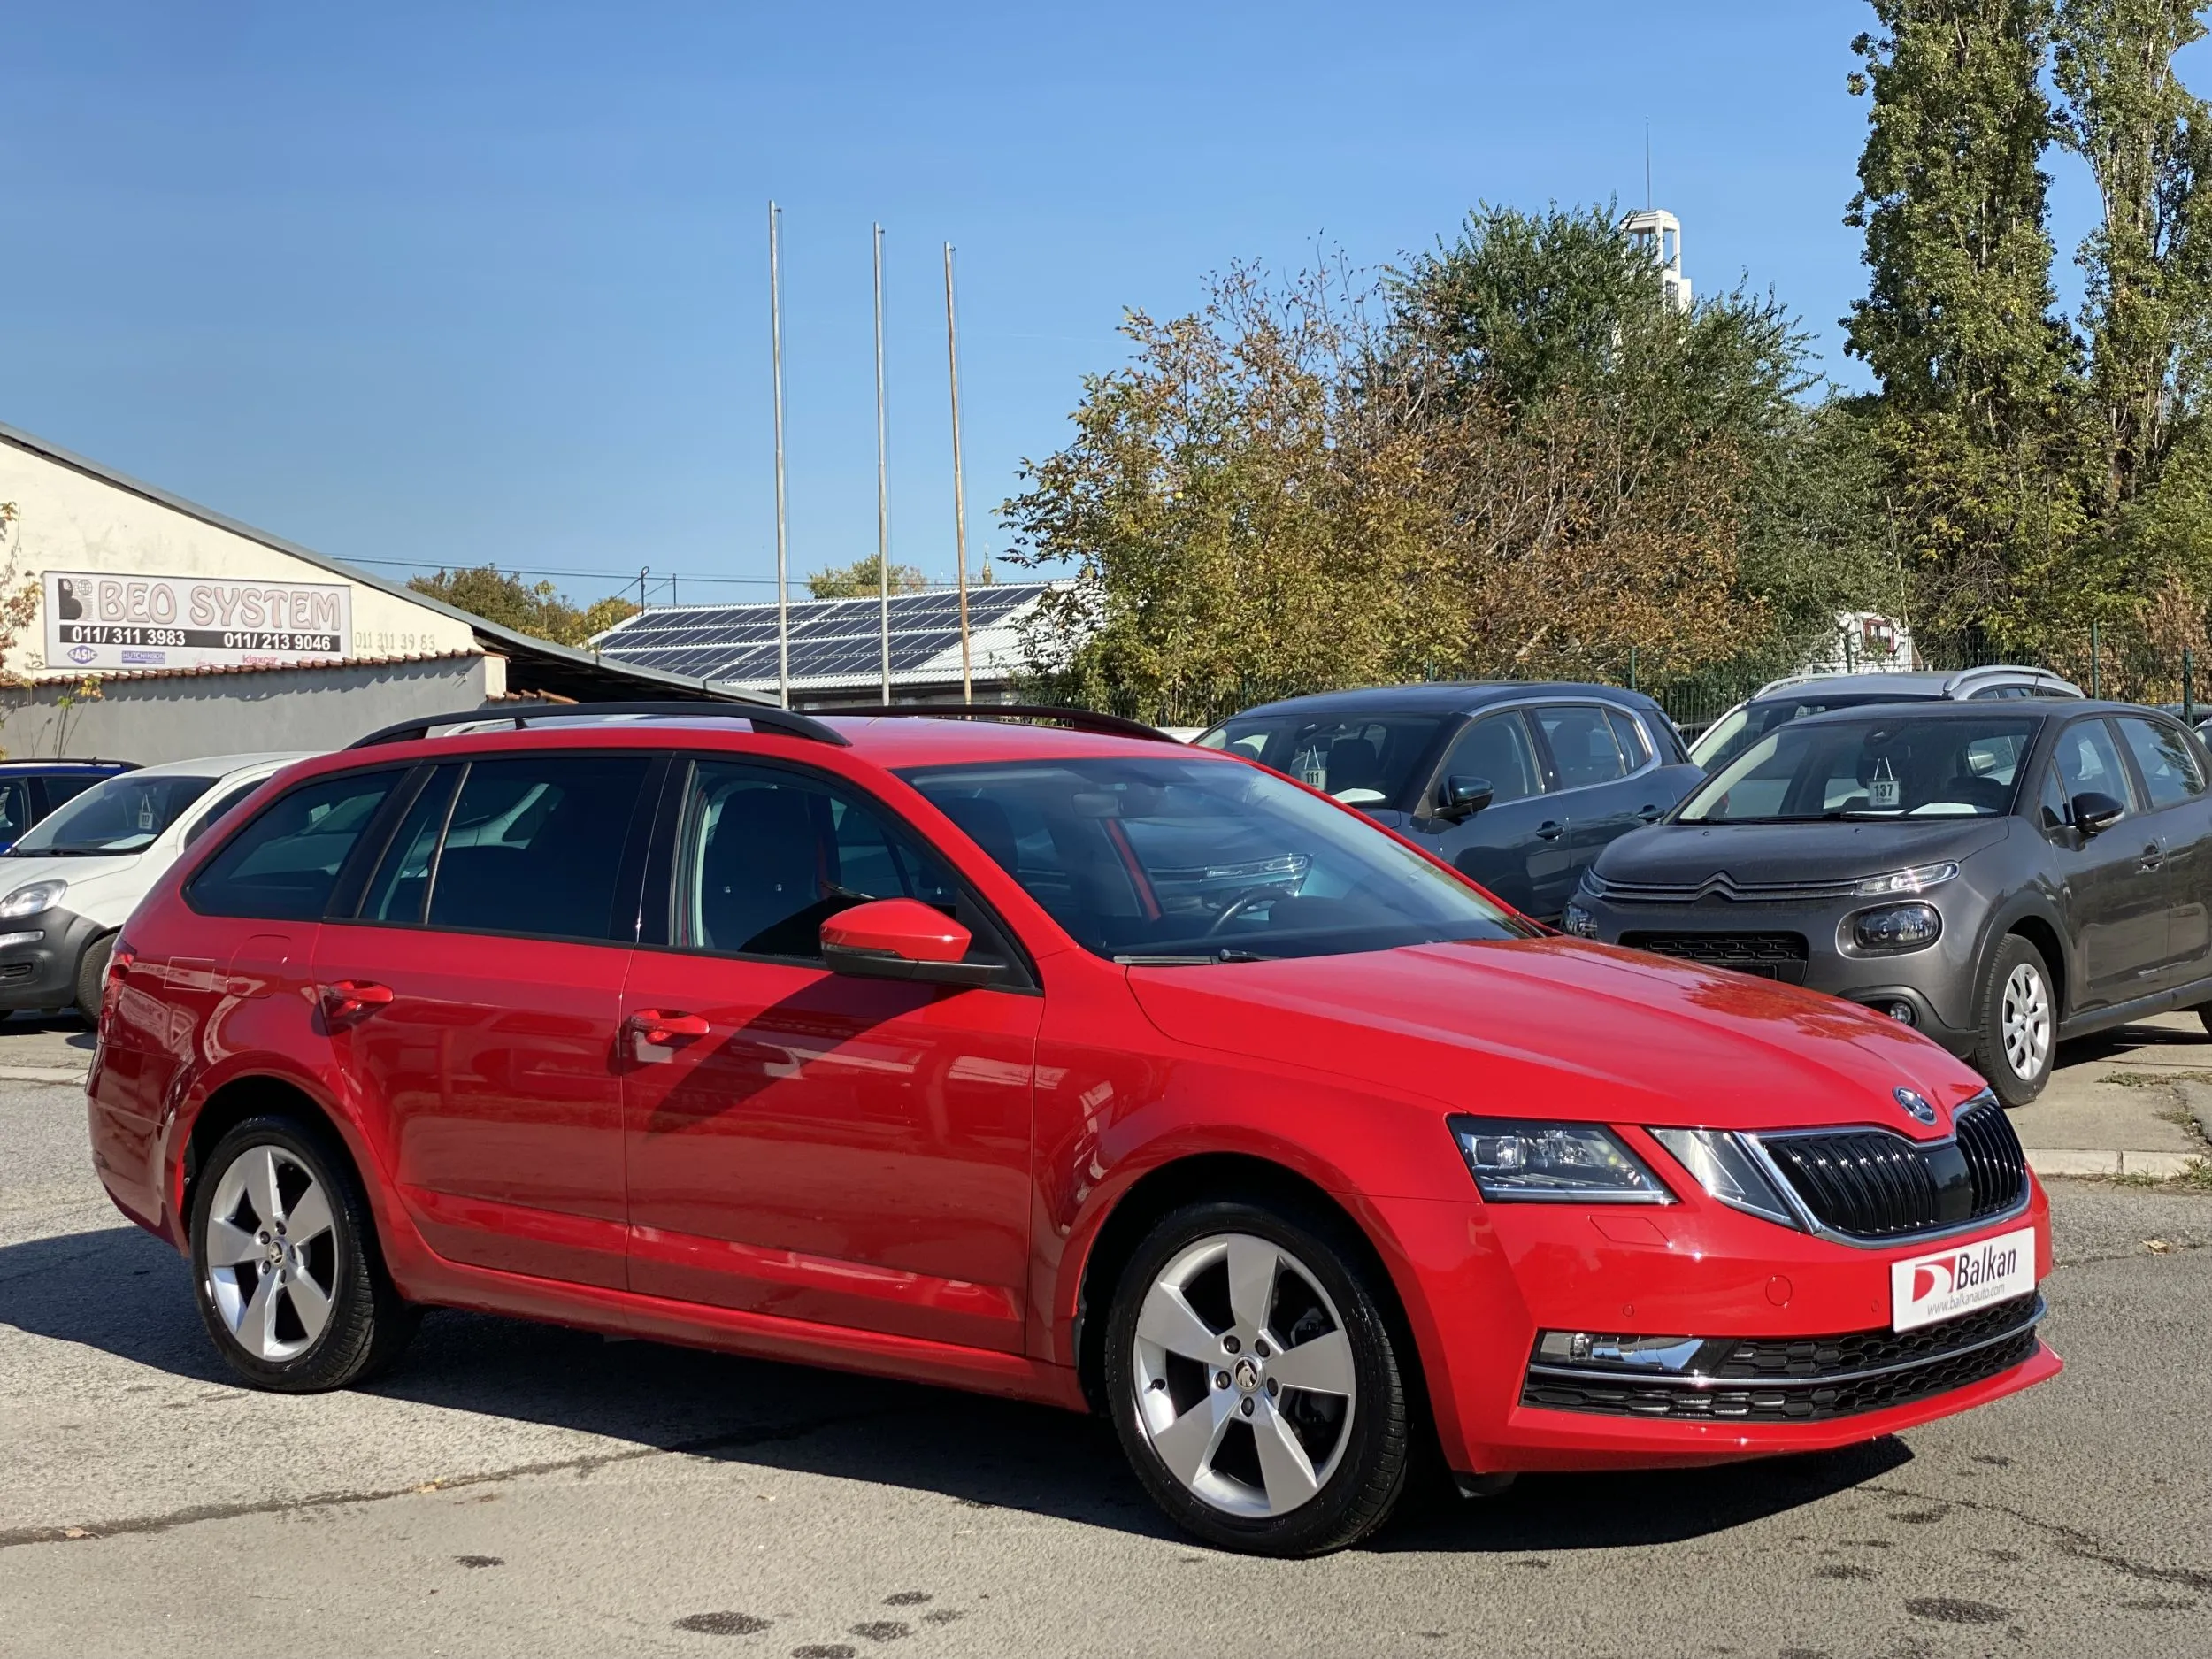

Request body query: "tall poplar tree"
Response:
[1845, 0, 2083, 647]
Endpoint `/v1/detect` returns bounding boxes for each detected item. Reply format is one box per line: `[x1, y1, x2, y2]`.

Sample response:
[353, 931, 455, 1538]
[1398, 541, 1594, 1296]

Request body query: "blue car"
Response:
[0, 760, 139, 854]
[1194, 684, 1704, 922]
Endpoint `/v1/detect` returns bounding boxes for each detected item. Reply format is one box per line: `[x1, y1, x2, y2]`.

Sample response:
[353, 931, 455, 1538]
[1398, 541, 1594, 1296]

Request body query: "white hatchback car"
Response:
[0, 753, 312, 1018]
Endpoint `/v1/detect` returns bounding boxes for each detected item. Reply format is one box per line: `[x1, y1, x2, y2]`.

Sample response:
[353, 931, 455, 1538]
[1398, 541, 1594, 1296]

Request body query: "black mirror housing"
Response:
[2070, 790, 2127, 836]
[1436, 775, 1494, 825]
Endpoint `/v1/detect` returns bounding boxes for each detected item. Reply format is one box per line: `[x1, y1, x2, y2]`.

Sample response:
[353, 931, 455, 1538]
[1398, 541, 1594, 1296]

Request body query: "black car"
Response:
[1567, 699, 2212, 1104]
[1194, 683, 1703, 920]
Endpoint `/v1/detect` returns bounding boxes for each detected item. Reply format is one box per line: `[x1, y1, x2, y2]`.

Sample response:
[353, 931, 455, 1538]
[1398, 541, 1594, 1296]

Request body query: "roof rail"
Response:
[0, 757, 139, 770]
[347, 700, 850, 750]
[1937, 664, 2078, 696]
[826, 703, 1179, 744]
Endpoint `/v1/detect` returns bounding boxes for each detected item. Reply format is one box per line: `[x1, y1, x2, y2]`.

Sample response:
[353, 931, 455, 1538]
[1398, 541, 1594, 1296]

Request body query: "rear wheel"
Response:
[188, 1115, 417, 1392]
[1970, 934, 2055, 1107]
[73, 931, 115, 1024]
[1102, 1198, 1411, 1556]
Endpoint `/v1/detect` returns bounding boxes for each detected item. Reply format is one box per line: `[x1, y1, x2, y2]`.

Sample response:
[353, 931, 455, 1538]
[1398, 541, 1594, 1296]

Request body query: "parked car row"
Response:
[1194, 667, 2199, 1109]
[86, 700, 2055, 1558]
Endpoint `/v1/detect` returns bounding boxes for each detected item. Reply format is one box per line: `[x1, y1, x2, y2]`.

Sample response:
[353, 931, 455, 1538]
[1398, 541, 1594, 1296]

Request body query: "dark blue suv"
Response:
[1194, 684, 1703, 921]
[0, 760, 139, 853]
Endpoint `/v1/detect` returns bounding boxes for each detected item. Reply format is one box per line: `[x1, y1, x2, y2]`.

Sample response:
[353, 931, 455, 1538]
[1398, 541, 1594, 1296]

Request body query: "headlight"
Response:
[1560, 902, 1599, 938]
[0, 879, 66, 918]
[1649, 1127, 1801, 1228]
[1448, 1117, 1672, 1203]
[1852, 902, 1942, 952]
[1577, 868, 1609, 897]
[1854, 861, 1958, 897]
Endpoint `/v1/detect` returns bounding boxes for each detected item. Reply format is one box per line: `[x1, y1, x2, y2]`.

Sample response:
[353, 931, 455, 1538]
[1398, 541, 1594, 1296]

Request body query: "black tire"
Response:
[188, 1114, 418, 1392]
[73, 931, 115, 1024]
[1102, 1197, 1412, 1556]
[1970, 933, 2056, 1107]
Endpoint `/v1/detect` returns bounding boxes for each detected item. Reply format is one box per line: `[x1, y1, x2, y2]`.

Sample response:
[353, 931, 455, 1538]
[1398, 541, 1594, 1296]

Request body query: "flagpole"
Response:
[943, 242, 972, 704]
[872, 222, 892, 703]
[769, 201, 791, 709]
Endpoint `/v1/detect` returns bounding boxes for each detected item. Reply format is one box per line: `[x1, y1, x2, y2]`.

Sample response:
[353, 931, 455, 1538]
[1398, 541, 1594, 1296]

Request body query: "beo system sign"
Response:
[43, 572, 352, 671]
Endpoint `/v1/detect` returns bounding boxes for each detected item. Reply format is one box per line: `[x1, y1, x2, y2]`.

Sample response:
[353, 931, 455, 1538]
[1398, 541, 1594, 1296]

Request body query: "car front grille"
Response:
[1521, 1294, 2043, 1422]
[1758, 1100, 2027, 1240]
[1618, 930, 1809, 982]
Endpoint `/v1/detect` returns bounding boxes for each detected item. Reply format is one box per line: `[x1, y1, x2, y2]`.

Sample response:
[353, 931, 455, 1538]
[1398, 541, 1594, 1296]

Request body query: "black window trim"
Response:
[324, 750, 668, 949]
[636, 749, 1042, 995]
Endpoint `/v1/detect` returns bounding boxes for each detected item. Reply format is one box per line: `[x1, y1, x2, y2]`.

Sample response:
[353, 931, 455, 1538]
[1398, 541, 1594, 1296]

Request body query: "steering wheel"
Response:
[1203, 884, 1293, 937]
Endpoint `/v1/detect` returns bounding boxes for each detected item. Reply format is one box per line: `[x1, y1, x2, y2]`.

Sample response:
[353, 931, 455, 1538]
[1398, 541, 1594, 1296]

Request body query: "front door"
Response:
[317, 750, 658, 1290]
[621, 757, 1040, 1354]
[1428, 710, 1571, 918]
[2040, 719, 2167, 1010]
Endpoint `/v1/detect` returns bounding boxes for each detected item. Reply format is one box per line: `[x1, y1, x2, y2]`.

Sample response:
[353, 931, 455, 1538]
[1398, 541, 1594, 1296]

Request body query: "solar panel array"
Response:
[590, 582, 1054, 688]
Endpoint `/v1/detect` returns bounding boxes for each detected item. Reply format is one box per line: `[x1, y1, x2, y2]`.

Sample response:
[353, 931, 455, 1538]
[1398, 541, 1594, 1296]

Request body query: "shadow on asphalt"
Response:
[0, 1223, 1911, 1553]
[1, 1010, 96, 1050]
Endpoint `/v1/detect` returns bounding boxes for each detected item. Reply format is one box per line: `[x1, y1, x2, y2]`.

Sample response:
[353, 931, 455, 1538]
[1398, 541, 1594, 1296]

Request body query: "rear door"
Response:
[619, 755, 1040, 1353]
[2112, 714, 2212, 992]
[313, 749, 659, 1290]
[1426, 709, 1567, 917]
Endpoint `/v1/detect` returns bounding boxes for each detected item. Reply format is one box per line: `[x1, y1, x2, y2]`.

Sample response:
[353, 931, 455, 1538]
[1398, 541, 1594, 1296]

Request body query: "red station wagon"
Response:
[88, 704, 2060, 1555]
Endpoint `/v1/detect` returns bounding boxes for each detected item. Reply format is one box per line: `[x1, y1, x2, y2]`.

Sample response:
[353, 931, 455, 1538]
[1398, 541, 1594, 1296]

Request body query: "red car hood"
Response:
[1125, 936, 1988, 1136]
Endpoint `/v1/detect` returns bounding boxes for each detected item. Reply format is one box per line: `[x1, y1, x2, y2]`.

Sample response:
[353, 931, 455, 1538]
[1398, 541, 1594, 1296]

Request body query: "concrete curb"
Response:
[2027, 1147, 2207, 1179]
[0, 1065, 89, 1084]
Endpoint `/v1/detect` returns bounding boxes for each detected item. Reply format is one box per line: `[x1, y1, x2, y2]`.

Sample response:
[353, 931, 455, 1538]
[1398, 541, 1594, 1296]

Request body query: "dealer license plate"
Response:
[1889, 1225, 2037, 1333]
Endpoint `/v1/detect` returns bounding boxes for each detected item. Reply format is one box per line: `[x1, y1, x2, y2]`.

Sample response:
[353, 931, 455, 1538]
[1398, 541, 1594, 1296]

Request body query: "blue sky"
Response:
[0, 2, 2152, 609]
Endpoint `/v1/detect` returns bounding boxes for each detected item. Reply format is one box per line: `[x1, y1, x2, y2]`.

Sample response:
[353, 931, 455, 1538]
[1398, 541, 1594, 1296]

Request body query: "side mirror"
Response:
[1435, 775, 1494, 825]
[821, 897, 998, 987]
[2071, 791, 2127, 836]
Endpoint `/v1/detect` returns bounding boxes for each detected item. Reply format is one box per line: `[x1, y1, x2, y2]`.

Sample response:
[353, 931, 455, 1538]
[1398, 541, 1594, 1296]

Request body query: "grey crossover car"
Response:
[1565, 699, 2212, 1104]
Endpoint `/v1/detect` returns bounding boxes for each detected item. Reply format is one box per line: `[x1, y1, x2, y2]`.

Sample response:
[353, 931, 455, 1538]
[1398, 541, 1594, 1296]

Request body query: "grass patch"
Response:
[2099, 1069, 2212, 1087]
[2108, 1158, 2212, 1192]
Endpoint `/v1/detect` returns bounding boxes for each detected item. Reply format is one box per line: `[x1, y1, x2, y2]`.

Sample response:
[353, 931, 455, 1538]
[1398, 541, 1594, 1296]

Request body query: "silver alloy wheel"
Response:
[2001, 960, 2052, 1081]
[1131, 1233, 1356, 1519]
[203, 1144, 340, 1362]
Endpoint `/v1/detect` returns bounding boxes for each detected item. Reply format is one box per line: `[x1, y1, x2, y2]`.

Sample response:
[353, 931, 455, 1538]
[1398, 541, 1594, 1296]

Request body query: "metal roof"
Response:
[589, 581, 1059, 692]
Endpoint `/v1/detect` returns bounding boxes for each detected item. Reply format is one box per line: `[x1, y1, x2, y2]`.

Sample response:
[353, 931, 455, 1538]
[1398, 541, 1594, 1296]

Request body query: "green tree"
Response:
[1844, 0, 2084, 649]
[407, 565, 639, 647]
[806, 554, 929, 599]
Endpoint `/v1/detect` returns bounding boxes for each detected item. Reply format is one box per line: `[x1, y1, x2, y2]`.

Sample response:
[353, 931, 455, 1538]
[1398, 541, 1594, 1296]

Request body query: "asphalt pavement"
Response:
[4, 1018, 2210, 1658]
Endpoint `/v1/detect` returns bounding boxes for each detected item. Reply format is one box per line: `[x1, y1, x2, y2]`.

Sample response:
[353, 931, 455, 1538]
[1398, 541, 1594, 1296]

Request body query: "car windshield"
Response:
[1192, 714, 1441, 808]
[1679, 715, 2039, 824]
[1690, 691, 1936, 772]
[8, 773, 218, 856]
[900, 754, 1531, 962]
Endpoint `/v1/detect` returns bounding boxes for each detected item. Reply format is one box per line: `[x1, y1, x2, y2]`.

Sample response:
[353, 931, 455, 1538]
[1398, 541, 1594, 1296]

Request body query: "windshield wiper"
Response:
[1114, 949, 1276, 965]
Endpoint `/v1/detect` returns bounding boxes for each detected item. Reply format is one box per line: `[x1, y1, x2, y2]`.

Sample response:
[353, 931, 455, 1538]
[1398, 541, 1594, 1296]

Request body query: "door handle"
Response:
[1634, 804, 1664, 823]
[2139, 841, 2165, 872]
[626, 1010, 711, 1047]
[1535, 821, 1564, 841]
[317, 980, 393, 1025]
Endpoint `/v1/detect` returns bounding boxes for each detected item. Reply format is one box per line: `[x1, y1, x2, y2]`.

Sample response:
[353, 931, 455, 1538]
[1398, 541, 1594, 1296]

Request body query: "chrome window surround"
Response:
[1429, 695, 1668, 808]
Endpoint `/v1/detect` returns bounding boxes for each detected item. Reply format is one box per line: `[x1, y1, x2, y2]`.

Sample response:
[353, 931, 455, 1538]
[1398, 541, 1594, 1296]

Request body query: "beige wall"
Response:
[0, 434, 477, 680]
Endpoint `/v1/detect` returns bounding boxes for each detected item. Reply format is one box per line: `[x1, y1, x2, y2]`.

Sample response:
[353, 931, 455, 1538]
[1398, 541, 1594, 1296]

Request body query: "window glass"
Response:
[1194, 715, 1442, 807]
[1537, 704, 1629, 788]
[2116, 718, 2205, 810]
[360, 768, 459, 923]
[36, 774, 104, 812]
[425, 756, 649, 941]
[1606, 709, 1652, 770]
[1192, 719, 1276, 762]
[12, 773, 217, 856]
[901, 755, 1529, 964]
[0, 780, 31, 843]
[1440, 713, 1544, 805]
[1688, 692, 1933, 772]
[674, 762, 967, 959]
[187, 770, 402, 920]
[182, 776, 269, 849]
[2052, 720, 2131, 808]
[1679, 715, 2039, 823]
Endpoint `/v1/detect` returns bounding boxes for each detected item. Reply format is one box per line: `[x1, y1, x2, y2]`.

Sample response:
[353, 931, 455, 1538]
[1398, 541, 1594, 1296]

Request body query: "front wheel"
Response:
[1102, 1199, 1412, 1555]
[188, 1115, 417, 1392]
[1970, 934, 2055, 1107]
[73, 931, 116, 1024]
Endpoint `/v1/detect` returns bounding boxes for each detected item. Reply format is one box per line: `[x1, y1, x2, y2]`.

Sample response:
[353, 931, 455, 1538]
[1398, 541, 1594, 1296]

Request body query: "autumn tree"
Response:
[407, 565, 639, 646]
[805, 555, 930, 599]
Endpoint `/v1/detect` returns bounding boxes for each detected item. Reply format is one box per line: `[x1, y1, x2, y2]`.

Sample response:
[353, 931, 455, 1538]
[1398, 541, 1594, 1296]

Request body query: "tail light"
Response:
[96, 938, 136, 1042]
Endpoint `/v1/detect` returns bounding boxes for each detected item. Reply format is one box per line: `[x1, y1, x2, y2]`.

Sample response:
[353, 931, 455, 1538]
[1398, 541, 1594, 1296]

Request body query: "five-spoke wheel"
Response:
[1105, 1199, 1410, 1555]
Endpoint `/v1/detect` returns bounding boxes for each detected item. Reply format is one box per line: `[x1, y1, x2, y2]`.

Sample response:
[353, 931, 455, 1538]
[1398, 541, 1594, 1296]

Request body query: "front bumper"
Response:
[1371, 1176, 2056, 1477]
[0, 905, 103, 1009]
[1577, 891, 1980, 1054]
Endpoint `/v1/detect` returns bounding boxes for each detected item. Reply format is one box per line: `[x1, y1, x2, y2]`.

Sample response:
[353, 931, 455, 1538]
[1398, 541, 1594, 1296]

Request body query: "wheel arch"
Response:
[1978, 896, 2069, 1021]
[179, 1072, 364, 1235]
